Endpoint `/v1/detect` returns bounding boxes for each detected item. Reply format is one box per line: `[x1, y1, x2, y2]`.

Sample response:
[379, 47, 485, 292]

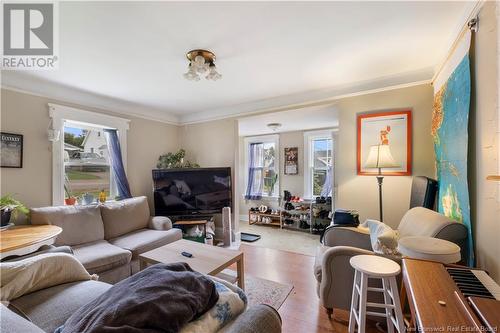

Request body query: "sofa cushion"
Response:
[1, 253, 95, 302]
[9, 281, 111, 333]
[109, 228, 182, 259]
[72, 240, 132, 274]
[101, 196, 151, 239]
[30, 205, 105, 246]
[1, 304, 45, 333]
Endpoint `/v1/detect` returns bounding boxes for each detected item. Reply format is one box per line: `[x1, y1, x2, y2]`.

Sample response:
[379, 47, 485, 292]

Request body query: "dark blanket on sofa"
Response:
[58, 262, 219, 333]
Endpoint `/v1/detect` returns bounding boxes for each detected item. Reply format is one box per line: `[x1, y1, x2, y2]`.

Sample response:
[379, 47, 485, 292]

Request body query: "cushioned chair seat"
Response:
[398, 236, 461, 264]
[109, 228, 182, 259]
[9, 281, 111, 333]
[72, 240, 132, 274]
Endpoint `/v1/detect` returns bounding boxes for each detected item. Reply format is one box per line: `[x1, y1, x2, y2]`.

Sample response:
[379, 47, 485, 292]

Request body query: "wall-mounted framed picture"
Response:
[284, 147, 299, 175]
[1, 132, 23, 168]
[357, 110, 412, 176]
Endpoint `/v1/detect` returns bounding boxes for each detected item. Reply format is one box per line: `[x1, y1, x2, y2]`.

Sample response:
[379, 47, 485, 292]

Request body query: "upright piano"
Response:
[403, 258, 500, 332]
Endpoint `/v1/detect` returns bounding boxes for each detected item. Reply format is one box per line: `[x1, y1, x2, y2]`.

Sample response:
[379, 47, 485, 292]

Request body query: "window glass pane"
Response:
[263, 142, 275, 169]
[262, 168, 277, 195]
[64, 126, 111, 203]
[313, 139, 330, 168]
[313, 169, 327, 197]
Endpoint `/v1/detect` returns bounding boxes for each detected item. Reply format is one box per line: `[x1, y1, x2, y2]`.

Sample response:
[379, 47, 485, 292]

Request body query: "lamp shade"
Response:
[364, 144, 399, 169]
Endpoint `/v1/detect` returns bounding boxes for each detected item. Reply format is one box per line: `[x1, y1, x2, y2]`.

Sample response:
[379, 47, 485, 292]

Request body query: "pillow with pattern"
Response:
[180, 278, 247, 333]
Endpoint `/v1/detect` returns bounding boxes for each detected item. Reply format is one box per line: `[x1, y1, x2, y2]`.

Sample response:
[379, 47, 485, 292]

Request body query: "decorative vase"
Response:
[82, 193, 95, 205]
[1, 209, 12, 227]
[65, 197, 76, 205]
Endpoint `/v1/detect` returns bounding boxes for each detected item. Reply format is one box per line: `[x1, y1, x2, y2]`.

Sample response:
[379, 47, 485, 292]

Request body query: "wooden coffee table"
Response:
[139, 239, 245, 290]
[0, 225, 62, 259]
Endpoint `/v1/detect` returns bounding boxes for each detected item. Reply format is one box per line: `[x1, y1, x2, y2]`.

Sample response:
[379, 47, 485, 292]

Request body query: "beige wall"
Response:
[336, 84, 435, 228]
[0, 88, 179, 215]
[179, 118, 236, 168]
[280, 130, 306, 196]
[470, 2, 500, 281]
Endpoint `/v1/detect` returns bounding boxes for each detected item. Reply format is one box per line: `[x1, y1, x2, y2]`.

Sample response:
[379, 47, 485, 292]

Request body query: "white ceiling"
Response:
[238, 104, 339, 137]
[1, 1, 473, 124]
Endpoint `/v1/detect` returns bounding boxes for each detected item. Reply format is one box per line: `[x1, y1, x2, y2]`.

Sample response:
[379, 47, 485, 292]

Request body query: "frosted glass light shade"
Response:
[364, 144, 399, 169]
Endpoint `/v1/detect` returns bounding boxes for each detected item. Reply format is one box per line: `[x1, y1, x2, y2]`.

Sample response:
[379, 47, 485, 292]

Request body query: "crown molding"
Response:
[1, 72, 181, 125]
[2, 67, 432, 126]
[180, 67, 434, 124]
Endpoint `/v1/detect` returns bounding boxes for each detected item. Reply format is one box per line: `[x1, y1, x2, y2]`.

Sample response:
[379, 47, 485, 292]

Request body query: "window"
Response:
[49, 103, 130, 205]
[304, 130, 335, 199]
[64, 123, 111, 200]
[244, 135, 279, 198]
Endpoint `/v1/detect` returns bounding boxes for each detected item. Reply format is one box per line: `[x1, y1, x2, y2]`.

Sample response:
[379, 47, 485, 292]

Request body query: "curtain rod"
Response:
[431, 1, 484, 85]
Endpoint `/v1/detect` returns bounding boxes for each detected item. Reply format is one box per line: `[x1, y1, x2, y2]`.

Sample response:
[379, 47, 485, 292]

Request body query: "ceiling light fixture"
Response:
[267, 123, 282, 131]
[183, 49, 222, 81]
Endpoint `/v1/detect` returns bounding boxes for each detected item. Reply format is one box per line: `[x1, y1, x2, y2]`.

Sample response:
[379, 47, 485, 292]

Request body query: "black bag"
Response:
[319, 209, 360, 244]
[333, 209, 360, 227]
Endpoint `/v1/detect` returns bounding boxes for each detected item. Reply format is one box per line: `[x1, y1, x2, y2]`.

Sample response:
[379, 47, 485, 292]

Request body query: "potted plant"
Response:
[0, 195, 29, 227]
[64, 184, 76, 205]
[268, 174, 278, 197]
[157, 149, 200, 169]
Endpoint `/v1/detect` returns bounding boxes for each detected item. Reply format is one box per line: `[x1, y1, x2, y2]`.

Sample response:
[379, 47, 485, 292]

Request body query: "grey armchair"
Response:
[313, 207, 468, 319]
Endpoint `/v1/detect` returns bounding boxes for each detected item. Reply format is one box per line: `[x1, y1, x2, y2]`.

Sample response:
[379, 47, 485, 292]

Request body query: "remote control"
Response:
[181, 251, 193, 258]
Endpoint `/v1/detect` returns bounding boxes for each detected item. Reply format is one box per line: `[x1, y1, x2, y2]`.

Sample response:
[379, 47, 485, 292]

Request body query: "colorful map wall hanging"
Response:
[432, 30, 473, 265]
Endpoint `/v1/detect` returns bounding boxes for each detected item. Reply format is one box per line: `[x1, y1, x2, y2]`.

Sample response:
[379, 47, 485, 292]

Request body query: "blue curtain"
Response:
[245, 143, 263, 200]
[104, 129, 132, 199]
[320, 165, 333, 197]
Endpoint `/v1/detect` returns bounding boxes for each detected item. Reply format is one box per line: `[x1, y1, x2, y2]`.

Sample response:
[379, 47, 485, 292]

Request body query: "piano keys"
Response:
[402, 258, 500, 332]
[446, 267, 500, 300]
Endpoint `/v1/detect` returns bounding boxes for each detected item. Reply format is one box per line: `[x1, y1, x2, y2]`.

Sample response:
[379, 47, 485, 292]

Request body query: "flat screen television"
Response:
[153, 167, 232, 216]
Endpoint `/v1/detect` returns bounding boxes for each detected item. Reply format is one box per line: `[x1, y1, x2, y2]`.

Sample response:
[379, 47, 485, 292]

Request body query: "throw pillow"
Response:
[180, 277, 247, 333]
[0, 253, 96, 302]
[361, 219, 400, 255]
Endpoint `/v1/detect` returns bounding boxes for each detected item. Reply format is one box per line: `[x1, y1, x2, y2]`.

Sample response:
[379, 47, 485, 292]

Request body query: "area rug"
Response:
[221, 270, 293, 309]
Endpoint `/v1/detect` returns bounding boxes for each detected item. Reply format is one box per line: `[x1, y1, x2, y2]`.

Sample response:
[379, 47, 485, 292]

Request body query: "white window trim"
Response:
[49, 103, 130, 205]
[303, 129, 337, 200]
[243, 134, 280, 200]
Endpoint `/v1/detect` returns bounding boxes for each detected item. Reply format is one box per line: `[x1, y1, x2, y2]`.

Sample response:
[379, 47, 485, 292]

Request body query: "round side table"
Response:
[398, 236, 461, 264]
[0, 225, 62, 259]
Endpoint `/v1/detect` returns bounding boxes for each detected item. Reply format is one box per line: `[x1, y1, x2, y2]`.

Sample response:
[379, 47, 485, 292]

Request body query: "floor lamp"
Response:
[364, 144, 399, 221]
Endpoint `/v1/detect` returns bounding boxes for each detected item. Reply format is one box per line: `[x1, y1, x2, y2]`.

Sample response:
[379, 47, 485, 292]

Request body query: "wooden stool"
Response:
[349, 255, 405, 333]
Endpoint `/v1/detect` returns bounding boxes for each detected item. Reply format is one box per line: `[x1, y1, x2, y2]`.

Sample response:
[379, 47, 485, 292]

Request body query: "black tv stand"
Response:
[168, 214, 215, 223]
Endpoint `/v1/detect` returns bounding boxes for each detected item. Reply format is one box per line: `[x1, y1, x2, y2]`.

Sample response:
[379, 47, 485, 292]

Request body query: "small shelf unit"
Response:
[247, 199, 333, 234]
[282, 201, 312, 233]
[248, 211, 282, 228]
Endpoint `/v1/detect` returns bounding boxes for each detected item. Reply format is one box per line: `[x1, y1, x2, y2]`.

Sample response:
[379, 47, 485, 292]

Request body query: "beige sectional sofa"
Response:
[4, 196, 283, 332]
[2, 279, 282, 333]
[30, 196, 182, 283]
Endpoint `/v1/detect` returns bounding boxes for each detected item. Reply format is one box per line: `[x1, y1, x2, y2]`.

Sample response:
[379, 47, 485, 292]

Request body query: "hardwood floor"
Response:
[238, 244, 378, 333]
